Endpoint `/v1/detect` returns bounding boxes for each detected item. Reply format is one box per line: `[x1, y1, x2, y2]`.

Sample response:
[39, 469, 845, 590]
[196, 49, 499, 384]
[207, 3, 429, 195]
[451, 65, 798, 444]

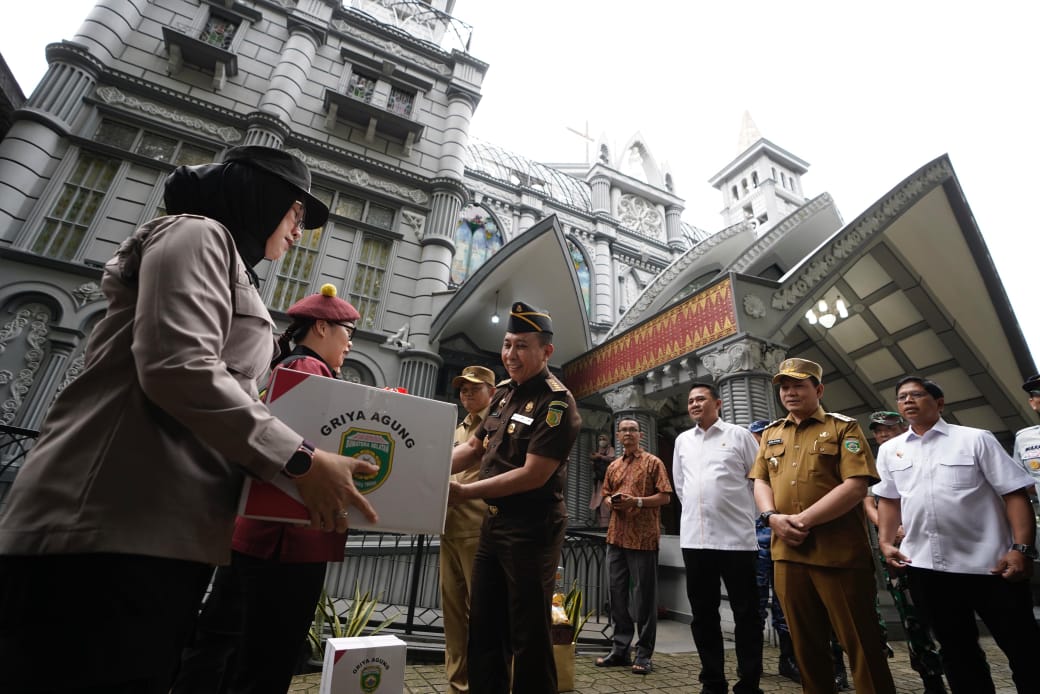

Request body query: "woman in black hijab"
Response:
[0, 146, 378, 694]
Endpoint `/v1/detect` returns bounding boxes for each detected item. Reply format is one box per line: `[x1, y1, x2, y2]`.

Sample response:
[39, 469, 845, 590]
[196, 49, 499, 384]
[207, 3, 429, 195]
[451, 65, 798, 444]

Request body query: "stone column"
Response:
[699, 337, 786, 426]
[603, 384, 660, 456]
[665, 206, 686, 256]
[592, 225, 615, 325]
[257, 12, 326, 130]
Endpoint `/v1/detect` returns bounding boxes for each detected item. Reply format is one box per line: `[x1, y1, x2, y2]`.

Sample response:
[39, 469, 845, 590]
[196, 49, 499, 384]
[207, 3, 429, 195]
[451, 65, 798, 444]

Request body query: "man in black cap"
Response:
[1014, 374, 1040, 501]
[450, 301, 582, 694]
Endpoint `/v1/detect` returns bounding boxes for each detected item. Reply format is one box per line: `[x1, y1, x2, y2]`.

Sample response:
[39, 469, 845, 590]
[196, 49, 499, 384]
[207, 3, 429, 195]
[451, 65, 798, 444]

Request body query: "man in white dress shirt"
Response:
[673, 383, 764, 694]
[876, 375, 1040, 694]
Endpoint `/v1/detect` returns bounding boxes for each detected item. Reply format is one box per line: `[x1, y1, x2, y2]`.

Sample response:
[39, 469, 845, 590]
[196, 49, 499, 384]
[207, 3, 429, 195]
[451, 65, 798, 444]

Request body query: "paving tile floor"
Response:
[291, 619, 1021, 693]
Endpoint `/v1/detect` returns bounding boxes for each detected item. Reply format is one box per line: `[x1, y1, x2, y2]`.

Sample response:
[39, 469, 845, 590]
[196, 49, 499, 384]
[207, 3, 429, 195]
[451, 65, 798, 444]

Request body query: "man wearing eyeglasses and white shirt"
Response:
[875, 375, 1040, 694]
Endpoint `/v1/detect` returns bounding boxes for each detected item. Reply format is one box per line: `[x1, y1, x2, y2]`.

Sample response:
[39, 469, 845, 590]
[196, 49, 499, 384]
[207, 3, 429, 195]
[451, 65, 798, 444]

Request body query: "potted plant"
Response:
[307, 583, 400, 664]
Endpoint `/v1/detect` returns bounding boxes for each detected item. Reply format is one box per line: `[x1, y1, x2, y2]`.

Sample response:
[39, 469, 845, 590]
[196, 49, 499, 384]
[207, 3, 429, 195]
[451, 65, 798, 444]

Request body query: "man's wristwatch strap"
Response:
[1010, 543, 1039, 559]
[759, 510, 778, 525]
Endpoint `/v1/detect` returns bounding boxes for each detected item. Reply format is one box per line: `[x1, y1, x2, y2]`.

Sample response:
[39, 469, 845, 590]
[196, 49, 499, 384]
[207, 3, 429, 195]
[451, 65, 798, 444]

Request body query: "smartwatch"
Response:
[1010, 543, 1039, 560]
[283, 439, 315, 478]
[759, 510, 778, 525]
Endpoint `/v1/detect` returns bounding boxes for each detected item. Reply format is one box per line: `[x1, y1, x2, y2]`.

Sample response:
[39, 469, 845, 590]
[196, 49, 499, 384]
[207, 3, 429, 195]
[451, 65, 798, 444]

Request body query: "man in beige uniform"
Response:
[750, 358, 895, 694]
[441, 365, 495, 693]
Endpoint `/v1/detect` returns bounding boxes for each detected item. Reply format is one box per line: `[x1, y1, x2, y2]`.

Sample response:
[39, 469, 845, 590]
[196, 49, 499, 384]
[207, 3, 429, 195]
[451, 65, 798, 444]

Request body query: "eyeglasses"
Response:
[330, 321, 356, 338]
[895, 391, 930, 403]
[293, 201, 306, 231]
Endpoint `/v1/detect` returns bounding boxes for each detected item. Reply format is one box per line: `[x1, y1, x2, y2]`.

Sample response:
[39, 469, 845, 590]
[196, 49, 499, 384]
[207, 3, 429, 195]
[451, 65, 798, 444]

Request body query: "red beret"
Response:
[287, 284, 361, 323]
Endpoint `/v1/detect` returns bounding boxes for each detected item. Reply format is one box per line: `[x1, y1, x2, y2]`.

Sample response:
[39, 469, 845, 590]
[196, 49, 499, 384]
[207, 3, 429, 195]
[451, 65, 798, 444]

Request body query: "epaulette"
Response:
[764, 417, 786, 429]
[827, 412, 855, 422]
[545, 374, 568, 392]
[496, 378, 512, 387]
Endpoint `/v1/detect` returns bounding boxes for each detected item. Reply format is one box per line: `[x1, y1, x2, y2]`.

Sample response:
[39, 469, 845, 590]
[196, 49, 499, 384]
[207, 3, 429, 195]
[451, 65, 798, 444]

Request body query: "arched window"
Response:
[566, 239, 591, 315]
[451, 204, 504, 285]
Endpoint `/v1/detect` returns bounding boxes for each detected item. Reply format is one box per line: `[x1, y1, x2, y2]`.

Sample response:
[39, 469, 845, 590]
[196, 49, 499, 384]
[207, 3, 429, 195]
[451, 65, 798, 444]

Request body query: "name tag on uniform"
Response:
[510, 413, 534, 425]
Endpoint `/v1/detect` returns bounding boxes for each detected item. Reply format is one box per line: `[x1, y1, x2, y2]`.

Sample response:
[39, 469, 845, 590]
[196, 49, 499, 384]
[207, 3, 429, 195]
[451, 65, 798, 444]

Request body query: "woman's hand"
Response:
[292, 450, 379, 532]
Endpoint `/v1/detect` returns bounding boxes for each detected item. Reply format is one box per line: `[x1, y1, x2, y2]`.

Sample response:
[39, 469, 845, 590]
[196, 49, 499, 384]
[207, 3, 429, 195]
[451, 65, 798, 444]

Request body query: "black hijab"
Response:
[162, 161, 298, 269]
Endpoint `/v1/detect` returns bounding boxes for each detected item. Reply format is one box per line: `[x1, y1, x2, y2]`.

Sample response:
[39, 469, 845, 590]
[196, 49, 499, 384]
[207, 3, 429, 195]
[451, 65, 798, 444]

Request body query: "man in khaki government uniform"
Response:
[750, 358, 895, 694]
[441, 365, 495, 693]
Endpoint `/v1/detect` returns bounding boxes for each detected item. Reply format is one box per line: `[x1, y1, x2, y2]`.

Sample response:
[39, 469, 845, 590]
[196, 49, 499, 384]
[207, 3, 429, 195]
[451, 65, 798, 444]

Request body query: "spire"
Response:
[736, 110, 762, 153]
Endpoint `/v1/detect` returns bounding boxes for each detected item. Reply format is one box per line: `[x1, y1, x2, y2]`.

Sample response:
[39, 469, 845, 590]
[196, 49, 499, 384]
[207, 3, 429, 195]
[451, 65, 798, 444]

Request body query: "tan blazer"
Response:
[0, 215, 301, 565]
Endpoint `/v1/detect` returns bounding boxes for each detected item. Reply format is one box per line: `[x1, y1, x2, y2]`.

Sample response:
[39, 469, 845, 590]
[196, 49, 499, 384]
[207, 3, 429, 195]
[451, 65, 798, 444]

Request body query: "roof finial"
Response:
[737, 110, 763, 153]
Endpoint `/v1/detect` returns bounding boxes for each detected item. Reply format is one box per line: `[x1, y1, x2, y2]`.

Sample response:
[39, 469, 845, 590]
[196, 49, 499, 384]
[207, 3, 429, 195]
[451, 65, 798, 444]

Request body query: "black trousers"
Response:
[606, 544, 658, 660]
[909, 567, 1040, 694]
[172, 551, 328, 694]
[467, 506, 567, 694]
[682, 548, 763, 694]
[0, 553, 211, 694]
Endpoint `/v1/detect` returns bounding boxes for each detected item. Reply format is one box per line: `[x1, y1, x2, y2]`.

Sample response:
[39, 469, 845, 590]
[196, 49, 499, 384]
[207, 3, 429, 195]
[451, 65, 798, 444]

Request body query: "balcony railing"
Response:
[0, 425, 37, 510]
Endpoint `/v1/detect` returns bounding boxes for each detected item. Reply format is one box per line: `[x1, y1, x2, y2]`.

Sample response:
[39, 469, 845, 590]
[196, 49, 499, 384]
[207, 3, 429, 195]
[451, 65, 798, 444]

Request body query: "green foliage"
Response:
[308, 584, 400, 660]
[563, 580, 592, 644]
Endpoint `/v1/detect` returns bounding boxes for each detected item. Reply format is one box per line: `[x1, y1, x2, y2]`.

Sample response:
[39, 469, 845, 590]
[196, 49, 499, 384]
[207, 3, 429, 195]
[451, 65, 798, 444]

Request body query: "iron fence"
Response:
[0, 425, 37, 510]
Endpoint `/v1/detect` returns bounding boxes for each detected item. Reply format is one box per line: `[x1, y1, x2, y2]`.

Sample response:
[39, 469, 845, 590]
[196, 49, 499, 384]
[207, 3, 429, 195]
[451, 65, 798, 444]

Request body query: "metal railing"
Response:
[324, 528, 611, 643]
[0, 425, 37, 510]
[0, 424, 611, 644]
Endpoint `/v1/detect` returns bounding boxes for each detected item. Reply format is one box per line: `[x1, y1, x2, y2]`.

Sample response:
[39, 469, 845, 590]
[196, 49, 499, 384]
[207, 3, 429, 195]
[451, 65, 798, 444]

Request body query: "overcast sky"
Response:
[4, 1, 1038, 369]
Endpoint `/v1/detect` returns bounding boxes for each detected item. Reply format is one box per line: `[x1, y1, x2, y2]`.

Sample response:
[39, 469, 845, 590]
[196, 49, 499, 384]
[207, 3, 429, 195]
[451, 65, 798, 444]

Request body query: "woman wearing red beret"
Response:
[175, 284, 364, 694]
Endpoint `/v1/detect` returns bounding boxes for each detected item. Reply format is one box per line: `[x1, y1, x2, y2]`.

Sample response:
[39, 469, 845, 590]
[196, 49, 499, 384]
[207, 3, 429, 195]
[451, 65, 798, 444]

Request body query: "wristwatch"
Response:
[283, 439, 315, 478]
[759, 510, 778, 525]
[1010, 543, 1039, 560]
[636, 497, 643, 509]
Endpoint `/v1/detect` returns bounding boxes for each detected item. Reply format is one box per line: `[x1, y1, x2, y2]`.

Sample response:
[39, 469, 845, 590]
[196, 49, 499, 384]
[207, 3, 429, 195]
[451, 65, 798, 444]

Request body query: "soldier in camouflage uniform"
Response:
[864, 411, 946, 694]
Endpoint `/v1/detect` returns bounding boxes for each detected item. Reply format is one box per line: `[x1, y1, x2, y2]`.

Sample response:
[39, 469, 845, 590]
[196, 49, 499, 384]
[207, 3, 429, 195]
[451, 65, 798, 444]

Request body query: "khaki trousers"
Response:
[440, 534, 480, 693]
[774, 561, 895, 694]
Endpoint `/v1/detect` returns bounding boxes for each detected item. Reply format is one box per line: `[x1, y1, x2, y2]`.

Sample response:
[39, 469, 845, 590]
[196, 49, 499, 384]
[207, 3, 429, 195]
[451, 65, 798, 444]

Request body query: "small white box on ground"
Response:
[319, 634, 406, 694]
[238, 368, 456, 534]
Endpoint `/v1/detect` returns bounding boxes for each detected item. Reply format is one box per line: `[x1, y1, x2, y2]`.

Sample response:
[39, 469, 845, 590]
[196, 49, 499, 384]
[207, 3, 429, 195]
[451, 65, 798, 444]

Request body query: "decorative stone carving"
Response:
[381, 324, 413, 353]
[0, 306, 50, 425]
[770, 159, 952, 310]
[618, 194, 662, 239]
[96, 86, 243, 143]
[286, 149, 430, 205]
[54, 352, 86, 397]
[330, 16, 452, 75]
[400, 210, 426, 239]
[603, 384, 649, 413]
[742, 294, 767, 319]
[700, 339, 786, 380]
[72, 282, 105, 308]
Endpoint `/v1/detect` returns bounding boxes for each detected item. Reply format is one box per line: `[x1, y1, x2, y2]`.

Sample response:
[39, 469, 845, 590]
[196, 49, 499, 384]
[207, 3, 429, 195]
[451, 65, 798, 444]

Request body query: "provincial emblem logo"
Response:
[546, 400, 568, 428]
[360, 664, 382, 693]
[341, 427, 395, 493]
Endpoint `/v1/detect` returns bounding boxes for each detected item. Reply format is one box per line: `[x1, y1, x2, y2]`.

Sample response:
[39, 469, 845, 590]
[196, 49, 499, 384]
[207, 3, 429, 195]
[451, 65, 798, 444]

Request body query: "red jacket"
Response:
[232, 352, 347, 563]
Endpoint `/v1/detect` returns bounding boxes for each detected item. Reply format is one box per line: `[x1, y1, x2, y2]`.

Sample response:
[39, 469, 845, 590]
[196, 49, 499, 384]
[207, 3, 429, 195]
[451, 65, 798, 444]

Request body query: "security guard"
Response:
[750, 358, 895, 694]
[449, 301, 581, 694]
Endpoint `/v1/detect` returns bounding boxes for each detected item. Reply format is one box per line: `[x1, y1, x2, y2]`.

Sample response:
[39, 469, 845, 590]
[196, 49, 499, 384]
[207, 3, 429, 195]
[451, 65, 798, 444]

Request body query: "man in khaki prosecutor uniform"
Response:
[441, 365, 495, 693]
[750, 358, 895, 694]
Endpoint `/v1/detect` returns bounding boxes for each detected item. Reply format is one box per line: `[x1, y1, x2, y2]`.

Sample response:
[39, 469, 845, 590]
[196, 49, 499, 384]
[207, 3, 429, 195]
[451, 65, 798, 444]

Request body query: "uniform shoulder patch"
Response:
[827, 412, 854, 422]
[546, 400, 568, 427]
[765, 417, 786, 429]
[545, 375, 568, 392]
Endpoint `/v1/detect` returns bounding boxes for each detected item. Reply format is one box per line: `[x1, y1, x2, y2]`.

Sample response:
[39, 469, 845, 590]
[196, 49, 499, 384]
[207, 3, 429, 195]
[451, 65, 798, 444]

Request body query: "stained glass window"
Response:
[199, 15, 238, 50]
[567, 239, 591, 315]
[451, 204, 503, 285]
[387, 86, 414, 116]
[347, 72, 376, 102]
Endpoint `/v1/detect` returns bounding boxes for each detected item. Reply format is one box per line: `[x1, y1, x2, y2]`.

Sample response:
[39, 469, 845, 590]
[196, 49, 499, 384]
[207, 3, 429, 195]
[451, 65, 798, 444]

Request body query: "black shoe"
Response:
[778, 655, 801, 684]
[834, 669, 850, 691]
